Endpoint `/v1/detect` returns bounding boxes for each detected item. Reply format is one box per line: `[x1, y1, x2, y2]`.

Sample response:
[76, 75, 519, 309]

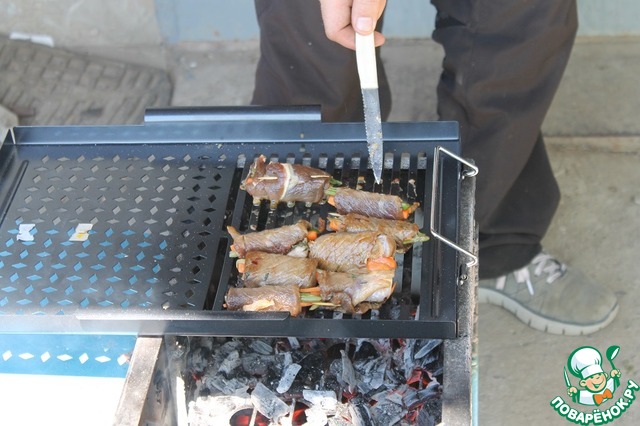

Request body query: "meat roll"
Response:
[228, 220, 312, 258]
[241, 155, 331, 205]
[240, 251, 318, 288]
[328, 213, 429, 253]
[225, 285, 301, 316]
[316, 269, 395, 314]
[328, 187, 419, 220]
[309, 231, 396, 272]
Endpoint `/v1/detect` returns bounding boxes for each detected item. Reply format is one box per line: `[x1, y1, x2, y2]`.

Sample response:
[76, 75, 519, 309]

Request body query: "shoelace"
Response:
[495, 252, 567, 295]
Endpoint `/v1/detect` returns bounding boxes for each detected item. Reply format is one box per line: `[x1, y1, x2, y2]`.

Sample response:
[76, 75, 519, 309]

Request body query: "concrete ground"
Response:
[167, 36, 640, 425]
[2, 35, 639, 424]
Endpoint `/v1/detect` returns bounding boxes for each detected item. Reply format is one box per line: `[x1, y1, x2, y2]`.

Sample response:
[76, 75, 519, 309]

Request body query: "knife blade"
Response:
[355, 33, 383, 184]
[563, 367, 572, 387]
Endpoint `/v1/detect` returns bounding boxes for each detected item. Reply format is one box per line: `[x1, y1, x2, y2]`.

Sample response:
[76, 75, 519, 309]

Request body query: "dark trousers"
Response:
[252, 0, 578, 279]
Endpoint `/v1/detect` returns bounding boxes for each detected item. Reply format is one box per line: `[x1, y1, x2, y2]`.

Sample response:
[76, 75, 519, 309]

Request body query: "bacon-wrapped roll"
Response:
[328, 213, 429, 253]
[241, 155, 331, 205]
[225, 285, 301, 316]
[228, 220, 312, 258]
[315, 269, 395, 314]
[309, 231, 396, 272]
[238, 251, 318, 289]
[327, 187, 419, 220]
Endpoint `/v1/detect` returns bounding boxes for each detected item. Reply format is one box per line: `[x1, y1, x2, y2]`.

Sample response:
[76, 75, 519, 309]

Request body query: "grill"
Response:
[0, 106, 476, 339]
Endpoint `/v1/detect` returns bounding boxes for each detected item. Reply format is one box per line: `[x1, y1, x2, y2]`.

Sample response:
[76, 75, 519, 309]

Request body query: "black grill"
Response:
[0, 106, 468, 339]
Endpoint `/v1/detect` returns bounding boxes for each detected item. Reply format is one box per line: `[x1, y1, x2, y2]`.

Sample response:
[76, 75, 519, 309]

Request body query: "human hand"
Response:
[319, 0, 387, 50]
[567, 386, 577, 397]
[611, 369, 621, 378]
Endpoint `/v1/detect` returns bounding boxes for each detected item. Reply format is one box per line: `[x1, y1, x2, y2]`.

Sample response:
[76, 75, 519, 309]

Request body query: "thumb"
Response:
[351, 0, 386, 35]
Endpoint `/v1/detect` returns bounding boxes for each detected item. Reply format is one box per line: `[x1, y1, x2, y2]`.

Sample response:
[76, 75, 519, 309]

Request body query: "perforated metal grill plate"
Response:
[0, 144, 232, 313]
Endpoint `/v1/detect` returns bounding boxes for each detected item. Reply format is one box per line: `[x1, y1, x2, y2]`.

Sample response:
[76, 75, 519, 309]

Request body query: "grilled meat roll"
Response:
[309, 231, 396, 272]
[328, 187, 419, 220]
[240, 251, 318, 289]
[225, 285, 301, 316]
[328, 213, 429, 253]
[228, 220, 312, 258]
[241, 155, 331, 205]
[316, 269, 395, 314]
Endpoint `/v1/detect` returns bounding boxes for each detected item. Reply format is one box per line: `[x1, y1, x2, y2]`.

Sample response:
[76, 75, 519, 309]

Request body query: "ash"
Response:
[175, 337, 442, 426]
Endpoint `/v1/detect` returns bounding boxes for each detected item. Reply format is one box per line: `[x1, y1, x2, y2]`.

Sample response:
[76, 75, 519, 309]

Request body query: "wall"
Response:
[0, 0, 638, 58]
[153, 0, 640, 43]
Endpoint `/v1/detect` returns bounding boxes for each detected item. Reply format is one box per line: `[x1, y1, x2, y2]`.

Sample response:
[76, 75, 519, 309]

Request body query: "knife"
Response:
[355, 33, 384, 184]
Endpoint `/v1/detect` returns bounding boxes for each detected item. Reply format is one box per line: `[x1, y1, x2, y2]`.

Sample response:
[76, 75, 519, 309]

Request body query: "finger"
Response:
[319, 0, 385, 50]
[329, 29, 386, 50]
[319, 0, 352, 41]
[351, 0, 387, 35]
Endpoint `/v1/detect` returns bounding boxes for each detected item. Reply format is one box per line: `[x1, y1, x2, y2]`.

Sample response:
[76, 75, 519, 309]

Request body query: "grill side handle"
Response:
[143, 105, 322, 123]
[430, 145, 479, 267]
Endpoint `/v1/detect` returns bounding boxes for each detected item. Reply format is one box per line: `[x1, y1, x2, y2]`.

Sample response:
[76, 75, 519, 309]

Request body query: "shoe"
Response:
[478, 252, 618, 335]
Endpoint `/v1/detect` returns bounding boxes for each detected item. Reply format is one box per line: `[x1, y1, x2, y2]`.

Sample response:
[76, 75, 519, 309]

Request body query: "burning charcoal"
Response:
[287, 337, 300, 349]
[186, 345, 210, 376]
[416, 399, 442, 426]
[204, 376, 248, 396]
[402, 339, 417, 379]
[372, 389, 404, 407]
[370, 400, 404, 425]
[212, 340, 243, 371]
[416, 379, 442, 401]
[241, 353, 274, 377]
[414, 339, 442, 360]
[356, 357, 387, 392]
[282, 351, 293, 367]
[328, 403, 355, 426]
[187, 395, 253, 426]
[353, 340, 378, 359]
[304, 405, 329, 426]
[302, 390, 338, 415]
[291, 351, 325, 391]
[218, 350, 241, 376]
[276, 363, 302, 394]
[249, 338, 275, 355]
[402, 386, 420, 409]
[348, 403, 375, 425]
[340, 350, 357, 393]
[182, 337, 443, 425]
[250, 382, 289, 422]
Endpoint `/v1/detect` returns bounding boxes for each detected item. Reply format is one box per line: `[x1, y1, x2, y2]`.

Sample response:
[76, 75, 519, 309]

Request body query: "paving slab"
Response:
[0, 35, 172, 126]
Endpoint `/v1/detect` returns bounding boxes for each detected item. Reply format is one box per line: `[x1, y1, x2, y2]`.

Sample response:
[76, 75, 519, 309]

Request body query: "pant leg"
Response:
[430, 0, 578, 278]
[252, 0, 391, 122]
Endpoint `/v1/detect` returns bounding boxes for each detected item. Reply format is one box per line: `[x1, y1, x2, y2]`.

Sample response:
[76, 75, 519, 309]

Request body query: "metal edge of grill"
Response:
[0, 108, 468, 339]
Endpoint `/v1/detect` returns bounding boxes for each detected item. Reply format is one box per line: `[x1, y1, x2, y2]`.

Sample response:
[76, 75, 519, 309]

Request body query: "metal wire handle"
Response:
[430, 145, 479, 267]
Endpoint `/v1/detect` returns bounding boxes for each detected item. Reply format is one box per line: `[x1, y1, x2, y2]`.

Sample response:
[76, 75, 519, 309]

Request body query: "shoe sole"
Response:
[478, 287, 619, 336]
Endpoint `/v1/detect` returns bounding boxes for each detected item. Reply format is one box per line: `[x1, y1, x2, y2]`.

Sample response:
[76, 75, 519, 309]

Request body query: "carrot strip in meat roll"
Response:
[326, 187, 419, 220]
[241, 155, 333, 205]
[316, 269, 396, 314]
[225, 285, 301, 316]
[240, 251, 318, 289]
[228, 220, 313, 258]
[309, 231, 395, 272]
[328, 213, 429, 253]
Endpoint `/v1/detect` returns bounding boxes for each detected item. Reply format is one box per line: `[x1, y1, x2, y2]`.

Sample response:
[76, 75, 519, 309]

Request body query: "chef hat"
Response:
[568, 346, 604, 380]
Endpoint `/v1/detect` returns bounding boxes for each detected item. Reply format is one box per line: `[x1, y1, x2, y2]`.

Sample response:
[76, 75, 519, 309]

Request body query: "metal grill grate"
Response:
[213, 151, 430, 324]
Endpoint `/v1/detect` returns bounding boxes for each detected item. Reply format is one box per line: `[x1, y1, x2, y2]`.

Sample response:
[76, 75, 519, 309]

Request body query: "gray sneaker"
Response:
[478, 252, 618, 335]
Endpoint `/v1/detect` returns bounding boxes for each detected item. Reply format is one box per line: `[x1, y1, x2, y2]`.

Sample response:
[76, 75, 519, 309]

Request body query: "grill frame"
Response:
[0, 107, 472, 339]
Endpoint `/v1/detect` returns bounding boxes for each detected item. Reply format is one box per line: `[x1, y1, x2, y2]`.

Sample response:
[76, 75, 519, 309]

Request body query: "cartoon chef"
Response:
[566, 346, 621, 406]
